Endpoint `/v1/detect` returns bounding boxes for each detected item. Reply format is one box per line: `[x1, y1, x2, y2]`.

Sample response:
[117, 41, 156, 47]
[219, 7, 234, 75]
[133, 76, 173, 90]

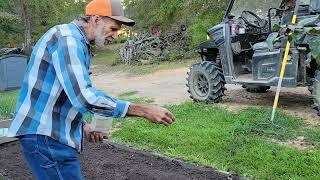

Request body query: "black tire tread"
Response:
[186, 61, 226, 103]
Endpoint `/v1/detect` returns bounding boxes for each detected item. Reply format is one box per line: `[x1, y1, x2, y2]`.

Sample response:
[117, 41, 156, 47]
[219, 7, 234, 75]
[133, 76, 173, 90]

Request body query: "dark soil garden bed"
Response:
[0, 141, 240, 180]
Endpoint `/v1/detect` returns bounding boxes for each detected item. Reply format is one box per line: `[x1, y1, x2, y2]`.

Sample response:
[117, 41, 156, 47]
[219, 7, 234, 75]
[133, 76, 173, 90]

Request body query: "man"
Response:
[7, 0, 175, 179]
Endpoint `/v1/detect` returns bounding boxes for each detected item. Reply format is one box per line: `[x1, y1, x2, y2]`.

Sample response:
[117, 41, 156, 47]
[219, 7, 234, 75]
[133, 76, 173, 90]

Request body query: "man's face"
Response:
[94, 17, 122, 49]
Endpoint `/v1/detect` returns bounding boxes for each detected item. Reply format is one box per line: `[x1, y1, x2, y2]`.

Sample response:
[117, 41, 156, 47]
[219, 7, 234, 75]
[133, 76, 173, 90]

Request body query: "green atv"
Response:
[186, 0, 320, 115]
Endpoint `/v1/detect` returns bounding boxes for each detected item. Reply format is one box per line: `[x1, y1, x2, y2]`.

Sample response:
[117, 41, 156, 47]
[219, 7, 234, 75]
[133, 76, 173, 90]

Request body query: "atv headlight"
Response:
[206, 32, 211, 40]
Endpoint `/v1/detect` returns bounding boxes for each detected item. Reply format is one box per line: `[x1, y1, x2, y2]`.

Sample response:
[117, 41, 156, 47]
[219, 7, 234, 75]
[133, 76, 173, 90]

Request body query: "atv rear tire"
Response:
[242, 85, 270, 93]
[310, 70, 320, 116]
[186, 61, 226, 103]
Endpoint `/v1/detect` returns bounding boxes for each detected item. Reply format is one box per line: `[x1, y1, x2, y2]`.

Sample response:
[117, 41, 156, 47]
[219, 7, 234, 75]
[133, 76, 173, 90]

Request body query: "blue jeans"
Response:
[19, 134, 83, 180]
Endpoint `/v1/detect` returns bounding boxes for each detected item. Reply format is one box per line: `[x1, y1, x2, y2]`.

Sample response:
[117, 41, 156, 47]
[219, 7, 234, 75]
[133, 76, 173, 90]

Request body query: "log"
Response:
[119, 27, 188, 65]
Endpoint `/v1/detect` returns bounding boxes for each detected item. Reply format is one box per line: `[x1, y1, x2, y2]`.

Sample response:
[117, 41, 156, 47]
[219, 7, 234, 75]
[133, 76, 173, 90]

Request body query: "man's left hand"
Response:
[83, 123, 104, 143]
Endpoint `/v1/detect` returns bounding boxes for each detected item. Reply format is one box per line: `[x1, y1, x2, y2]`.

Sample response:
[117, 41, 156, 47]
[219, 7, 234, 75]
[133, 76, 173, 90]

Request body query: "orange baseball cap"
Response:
[86, 0, 135, 26]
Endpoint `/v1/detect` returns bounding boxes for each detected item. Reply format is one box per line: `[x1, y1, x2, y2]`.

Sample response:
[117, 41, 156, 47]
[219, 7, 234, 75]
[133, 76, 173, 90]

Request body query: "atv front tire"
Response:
[186, 61, 226, 103]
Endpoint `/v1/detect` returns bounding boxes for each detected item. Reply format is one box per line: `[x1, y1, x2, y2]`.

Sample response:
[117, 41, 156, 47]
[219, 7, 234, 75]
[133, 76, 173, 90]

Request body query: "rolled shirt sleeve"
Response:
[51, 35, 130, 118]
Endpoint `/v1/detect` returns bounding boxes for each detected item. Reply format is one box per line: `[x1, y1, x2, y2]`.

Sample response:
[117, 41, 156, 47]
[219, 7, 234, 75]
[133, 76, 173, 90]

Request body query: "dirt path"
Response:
[92, 68, 189, 105]
[92, 68, 319, 125]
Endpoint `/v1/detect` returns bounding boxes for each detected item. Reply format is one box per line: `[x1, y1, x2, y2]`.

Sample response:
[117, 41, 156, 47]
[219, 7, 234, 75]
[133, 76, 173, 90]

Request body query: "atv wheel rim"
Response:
[194, 73, 209, 97]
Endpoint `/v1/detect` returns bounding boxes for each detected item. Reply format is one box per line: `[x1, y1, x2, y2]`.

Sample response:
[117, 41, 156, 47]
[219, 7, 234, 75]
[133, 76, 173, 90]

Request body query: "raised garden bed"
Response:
[0, 141, 239, 180]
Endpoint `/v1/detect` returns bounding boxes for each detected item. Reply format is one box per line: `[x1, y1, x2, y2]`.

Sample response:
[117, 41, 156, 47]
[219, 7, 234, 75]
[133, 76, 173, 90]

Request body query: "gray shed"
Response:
[0, 54, 27, 91]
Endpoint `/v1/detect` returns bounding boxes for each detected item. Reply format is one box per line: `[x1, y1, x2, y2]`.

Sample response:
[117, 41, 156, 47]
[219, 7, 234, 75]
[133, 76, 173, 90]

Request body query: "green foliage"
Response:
[1, 0, 228, 49]
[29, 0, 89, 42]
[115, 35, 128, 44]
[188, 13, 224, 48]
[163, 49, 195, 62]
[280, 15, 320, 64]
[164, 50, 185, 62]
[0, 1, 22, 47]
[113, 102, 320, 179]
[0, 0, 89, 48]
[123, 0, 228, 48]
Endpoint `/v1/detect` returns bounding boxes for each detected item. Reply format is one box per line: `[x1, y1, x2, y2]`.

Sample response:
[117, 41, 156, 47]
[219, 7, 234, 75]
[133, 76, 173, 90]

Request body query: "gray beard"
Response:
[94, 23, 108, 49]
[95, 36, 108, 49]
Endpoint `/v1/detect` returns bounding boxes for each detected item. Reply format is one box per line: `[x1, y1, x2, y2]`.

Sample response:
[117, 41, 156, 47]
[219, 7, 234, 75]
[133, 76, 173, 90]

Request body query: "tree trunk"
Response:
[19, 0, 31, 56]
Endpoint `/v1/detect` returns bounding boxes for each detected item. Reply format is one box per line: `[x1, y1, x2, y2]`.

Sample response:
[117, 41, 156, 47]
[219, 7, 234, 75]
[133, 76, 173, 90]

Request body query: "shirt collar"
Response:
[72, 20, 90, 45]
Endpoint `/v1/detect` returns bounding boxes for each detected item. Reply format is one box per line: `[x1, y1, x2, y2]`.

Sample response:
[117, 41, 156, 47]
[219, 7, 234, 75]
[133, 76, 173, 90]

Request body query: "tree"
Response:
[0, 0, 89, 48]
[19, 0, 31, 55]
[0, 0, 22, 48]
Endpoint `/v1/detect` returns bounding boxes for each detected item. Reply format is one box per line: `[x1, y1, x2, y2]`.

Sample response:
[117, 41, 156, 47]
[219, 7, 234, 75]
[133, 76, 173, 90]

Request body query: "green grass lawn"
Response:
[92, 44, 123, 66]
[112, 102, 320, 179]
[110, 60, 194, 75]
[0, 90, 19, 119]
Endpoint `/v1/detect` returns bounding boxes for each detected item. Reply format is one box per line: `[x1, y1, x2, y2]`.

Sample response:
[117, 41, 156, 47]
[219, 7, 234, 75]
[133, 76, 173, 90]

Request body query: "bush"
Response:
[187, 13, 224, 48]
[163, 49, 196, 62]
[115, 35, 128, 44]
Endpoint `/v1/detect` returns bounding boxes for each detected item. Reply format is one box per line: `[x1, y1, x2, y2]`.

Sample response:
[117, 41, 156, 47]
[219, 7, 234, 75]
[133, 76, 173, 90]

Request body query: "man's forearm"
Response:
[126, 103, 176, 126]
[127, 104, 148, 117]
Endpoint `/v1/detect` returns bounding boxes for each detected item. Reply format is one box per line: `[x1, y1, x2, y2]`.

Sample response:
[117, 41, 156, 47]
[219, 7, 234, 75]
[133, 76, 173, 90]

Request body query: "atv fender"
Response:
[198, 40, 219, 62]
[199, 39, 218, 49]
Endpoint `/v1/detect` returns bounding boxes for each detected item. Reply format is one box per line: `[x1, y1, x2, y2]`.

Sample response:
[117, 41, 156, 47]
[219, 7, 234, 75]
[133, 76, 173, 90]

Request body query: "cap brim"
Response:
[109, 16, 135, 26]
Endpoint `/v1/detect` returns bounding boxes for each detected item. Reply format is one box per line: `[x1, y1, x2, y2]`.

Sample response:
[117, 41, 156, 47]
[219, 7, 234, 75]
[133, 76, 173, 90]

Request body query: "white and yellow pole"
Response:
[270, 2, 299, 124]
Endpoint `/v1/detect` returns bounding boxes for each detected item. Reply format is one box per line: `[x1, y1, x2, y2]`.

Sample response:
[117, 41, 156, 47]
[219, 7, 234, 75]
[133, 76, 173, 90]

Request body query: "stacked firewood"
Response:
[119, 26, 188, 65]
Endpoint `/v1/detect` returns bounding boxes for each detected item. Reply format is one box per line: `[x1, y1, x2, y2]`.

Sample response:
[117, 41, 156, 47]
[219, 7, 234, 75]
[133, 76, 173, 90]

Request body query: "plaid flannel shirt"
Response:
[7, 20, 130, 151]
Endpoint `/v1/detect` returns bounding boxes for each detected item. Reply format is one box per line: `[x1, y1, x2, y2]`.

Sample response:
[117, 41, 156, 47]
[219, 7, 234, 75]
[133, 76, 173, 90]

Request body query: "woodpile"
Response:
[119, 26, 188, 65]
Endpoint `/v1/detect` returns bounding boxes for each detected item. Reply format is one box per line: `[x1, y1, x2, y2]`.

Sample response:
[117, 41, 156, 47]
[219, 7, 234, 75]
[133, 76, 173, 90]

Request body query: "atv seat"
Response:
[253, 42, 269, 51]
[253, 32, 279, 51]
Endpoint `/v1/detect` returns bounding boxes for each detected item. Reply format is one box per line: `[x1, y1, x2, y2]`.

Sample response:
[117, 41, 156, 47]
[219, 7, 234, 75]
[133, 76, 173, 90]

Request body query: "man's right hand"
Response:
[83, 123, 104, 143]
[127, 104, 176, 126]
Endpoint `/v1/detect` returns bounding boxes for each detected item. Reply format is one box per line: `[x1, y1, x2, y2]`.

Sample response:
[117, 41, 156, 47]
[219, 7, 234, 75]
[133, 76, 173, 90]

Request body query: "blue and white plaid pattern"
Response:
[7, 21, 130, 151]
